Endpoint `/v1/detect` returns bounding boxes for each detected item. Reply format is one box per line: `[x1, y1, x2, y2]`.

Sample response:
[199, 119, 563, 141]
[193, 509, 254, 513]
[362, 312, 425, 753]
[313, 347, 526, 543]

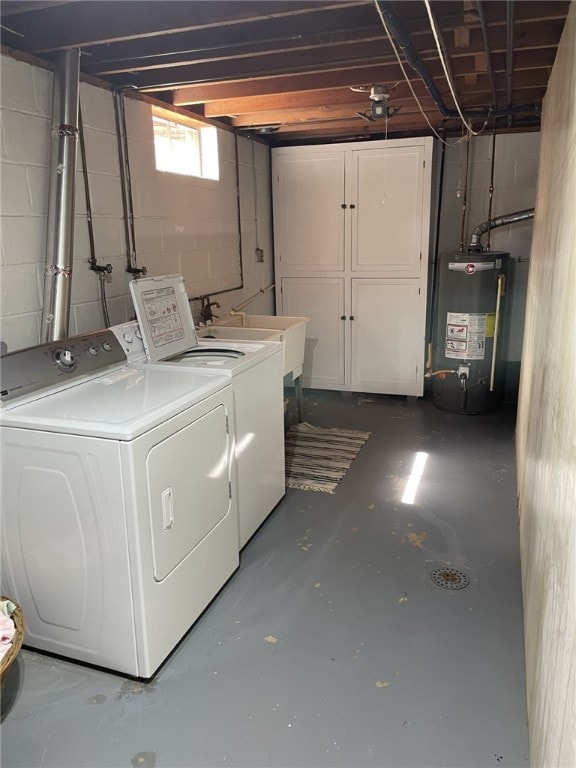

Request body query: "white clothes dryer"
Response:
[0, 329, 239, 678]
[121, 275, 286, 548]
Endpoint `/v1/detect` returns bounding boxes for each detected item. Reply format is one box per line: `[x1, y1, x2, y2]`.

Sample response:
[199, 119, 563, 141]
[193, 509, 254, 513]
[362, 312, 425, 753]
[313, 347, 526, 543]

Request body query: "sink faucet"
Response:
[199, 296, 221, 325]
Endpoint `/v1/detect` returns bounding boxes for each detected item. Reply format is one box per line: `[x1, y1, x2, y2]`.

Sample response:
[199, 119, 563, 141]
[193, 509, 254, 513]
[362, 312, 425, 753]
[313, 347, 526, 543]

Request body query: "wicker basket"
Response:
[0, 598, 25, 686]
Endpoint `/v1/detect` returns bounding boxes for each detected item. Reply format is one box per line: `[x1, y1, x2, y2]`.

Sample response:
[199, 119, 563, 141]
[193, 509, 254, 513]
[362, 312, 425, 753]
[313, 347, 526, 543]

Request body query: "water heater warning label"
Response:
[445, 312, 486, 360]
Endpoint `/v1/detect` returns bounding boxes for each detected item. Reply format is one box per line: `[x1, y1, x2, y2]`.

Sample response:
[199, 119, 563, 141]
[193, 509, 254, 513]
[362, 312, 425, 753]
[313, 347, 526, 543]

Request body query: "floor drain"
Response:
[430, 567, 470, 590]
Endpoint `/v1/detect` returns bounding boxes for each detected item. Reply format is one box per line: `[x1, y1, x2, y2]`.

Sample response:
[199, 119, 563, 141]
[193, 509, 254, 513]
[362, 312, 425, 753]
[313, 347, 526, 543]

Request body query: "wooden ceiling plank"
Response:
[7, 1, 367, 54]
[105, 37, 402, 89]
[0, 1, 74, 18]
[230, 99, 437, 127]
[104, 17, 565, 91]
[204, 84, 430, 117]
[480, 0, 571, 28]
[395, 0, 569, 37]
[89, 29, 390, 77]
[475, 52, 488, 73]
[172, 64, 412, 105]
[273, 110, 444, 134]
[80, 5, 380, 67]
[205, 90, 368, 117]
[454, 27, 470, 49]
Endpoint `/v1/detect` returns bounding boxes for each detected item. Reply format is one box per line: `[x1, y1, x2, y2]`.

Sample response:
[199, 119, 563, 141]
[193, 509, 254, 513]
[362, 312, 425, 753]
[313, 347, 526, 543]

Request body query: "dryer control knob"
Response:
[53, 348, 76, 371]
[102, 341, 113, 352]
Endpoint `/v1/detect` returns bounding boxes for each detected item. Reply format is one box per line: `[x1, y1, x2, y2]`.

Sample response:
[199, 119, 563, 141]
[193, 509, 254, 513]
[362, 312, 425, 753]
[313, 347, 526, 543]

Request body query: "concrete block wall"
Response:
[0, 52, 274, 352]
[435, 131, 540, 391]
[1, 56, 53, 350]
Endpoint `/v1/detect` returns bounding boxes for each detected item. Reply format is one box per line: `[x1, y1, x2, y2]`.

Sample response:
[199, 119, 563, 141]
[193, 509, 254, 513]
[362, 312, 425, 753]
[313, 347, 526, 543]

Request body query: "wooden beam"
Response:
[272, 110, 444, 135]
[475, 52, 488, 73]
[462, 1, 477, 24]
[0, 1, 74, 17]
[20, 1, 367, 53]
[173, 64, 409, 105]
[89, 30, 389, 77]
[105, 36, 401, 90]
[454, 27, 470, 48]
[81, 5, 380, 67]
[109, 17, 565, 92]
[231, 99, 435, 127]
[204, 82, 437, 117]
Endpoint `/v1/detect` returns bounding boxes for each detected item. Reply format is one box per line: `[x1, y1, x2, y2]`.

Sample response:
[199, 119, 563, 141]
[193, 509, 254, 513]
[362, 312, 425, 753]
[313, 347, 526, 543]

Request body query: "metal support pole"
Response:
[41, 49, 80, 342]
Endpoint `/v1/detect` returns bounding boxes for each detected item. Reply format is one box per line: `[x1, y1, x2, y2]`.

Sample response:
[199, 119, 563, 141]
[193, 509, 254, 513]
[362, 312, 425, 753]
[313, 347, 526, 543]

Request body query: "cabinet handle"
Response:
[349, 315, 355, 321]
[349, 204, 356, 209]
[341, 315, 347, 320]
[341, 203, 347, 209]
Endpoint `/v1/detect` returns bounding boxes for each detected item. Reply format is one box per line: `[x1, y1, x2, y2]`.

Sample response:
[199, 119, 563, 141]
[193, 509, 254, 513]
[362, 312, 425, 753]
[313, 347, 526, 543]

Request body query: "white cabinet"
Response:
[350, 146, 427, 273]
[281, 277, 346, 389]
[350, 278, 423, 394]
[273, 152, 345, 271]
[273, 137, 434, 397]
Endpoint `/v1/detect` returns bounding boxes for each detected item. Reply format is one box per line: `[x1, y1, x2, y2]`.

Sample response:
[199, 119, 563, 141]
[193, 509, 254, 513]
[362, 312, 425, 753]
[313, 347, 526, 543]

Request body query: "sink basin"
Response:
[210, 315, 309, 378]
[196, 326, 282, 342]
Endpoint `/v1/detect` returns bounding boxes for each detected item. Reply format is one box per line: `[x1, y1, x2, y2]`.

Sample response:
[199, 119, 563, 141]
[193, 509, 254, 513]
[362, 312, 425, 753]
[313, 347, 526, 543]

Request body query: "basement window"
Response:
[152, 109, 219, 180]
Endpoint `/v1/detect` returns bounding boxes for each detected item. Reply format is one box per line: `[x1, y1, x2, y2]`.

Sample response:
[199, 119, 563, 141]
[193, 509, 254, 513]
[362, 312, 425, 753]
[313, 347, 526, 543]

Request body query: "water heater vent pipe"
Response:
[468, 208, 534, 250]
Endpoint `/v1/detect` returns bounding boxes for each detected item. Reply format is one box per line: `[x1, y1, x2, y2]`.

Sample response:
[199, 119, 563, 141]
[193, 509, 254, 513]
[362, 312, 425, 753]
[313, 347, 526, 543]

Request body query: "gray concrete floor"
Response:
[1, 391, 528, 768]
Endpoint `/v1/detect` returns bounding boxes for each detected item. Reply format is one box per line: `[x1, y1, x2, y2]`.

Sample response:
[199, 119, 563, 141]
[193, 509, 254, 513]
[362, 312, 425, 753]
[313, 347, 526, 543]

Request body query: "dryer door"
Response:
[146, 403, 231, 581]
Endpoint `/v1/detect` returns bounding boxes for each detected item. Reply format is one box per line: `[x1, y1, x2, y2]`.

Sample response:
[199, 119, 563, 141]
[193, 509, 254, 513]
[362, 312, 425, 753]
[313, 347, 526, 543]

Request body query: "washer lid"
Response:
[130, 274, 198, 362]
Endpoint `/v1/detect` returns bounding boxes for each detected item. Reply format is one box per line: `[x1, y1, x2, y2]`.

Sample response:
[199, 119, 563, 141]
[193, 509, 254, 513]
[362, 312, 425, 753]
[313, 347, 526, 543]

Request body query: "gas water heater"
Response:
[430, 250, 509, 414]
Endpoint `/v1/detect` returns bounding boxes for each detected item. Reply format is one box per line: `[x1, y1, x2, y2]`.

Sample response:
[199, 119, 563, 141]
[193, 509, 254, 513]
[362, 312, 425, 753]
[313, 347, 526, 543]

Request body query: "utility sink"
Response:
[196, 326, 282, 343]
[205, 315, 309, 378]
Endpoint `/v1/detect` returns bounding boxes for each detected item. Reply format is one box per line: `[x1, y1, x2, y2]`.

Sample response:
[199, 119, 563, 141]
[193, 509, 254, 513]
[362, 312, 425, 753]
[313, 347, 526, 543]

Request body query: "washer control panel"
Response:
[0, 329, 127, 406]
[108, 321, 147, 362]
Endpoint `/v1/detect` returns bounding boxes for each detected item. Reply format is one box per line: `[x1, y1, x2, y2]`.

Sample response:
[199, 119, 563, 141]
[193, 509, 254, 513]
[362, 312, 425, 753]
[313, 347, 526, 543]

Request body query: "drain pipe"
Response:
[41, 49, 80, 342]
[468, 209, 534, 251]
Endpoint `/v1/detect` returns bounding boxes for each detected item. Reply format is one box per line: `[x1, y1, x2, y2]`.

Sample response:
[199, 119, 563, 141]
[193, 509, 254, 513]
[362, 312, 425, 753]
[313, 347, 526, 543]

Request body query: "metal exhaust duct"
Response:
[41, 49, 80, 342]
[468, 208, 534, 250]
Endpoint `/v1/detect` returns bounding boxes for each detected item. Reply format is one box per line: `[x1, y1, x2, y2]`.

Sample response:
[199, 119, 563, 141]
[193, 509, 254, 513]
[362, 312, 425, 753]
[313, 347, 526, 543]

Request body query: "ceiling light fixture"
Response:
[355, 85, 401, 122]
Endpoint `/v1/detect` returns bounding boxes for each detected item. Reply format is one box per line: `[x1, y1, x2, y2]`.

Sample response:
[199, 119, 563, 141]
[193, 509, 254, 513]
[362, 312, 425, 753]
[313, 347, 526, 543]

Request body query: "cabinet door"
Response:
[351, 279, 424, 395]
[273, 152, 345, 271]
[280, 277, 346, 389]
[350, 146, 426, 273]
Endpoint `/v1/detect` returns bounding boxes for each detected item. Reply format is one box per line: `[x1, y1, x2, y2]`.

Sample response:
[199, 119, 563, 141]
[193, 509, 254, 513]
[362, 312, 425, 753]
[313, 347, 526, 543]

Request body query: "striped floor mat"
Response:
[285, 422, 371, 493]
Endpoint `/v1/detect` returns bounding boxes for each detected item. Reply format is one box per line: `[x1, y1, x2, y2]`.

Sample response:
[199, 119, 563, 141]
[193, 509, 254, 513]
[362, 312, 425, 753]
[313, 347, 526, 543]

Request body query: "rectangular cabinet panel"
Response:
[351, 146, 426, 273]
[280, 277, 346, 389]
[351, 279, 424, 395]
[273, 152, 345, 271]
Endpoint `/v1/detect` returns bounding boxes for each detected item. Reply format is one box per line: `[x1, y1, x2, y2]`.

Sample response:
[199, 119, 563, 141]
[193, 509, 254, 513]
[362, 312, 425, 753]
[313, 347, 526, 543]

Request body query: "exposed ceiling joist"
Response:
[0, 0, 569, 144]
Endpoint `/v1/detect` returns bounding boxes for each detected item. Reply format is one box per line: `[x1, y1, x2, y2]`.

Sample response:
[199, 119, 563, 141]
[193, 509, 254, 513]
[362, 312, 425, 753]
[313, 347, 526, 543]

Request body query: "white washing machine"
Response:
[0, 328, 239, 678]
[122, 274, 286, 549]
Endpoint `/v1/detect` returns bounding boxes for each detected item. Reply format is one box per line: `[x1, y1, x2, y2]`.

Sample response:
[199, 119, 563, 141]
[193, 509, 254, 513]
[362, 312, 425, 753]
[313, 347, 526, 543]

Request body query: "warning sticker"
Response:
[445, 312, 486, 360]
[485, 313, 496, 338]
[141, 286, 185, 348]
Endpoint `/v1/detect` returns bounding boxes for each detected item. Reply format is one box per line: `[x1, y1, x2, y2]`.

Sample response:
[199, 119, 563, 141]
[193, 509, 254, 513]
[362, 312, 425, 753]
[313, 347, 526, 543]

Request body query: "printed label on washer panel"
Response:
[445, 312, 487, 360]
[141, 287, 185, 348]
